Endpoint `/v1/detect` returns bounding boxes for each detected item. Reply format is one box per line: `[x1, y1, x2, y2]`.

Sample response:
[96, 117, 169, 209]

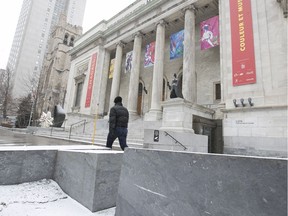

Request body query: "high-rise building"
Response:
[7, 0, 87, 99]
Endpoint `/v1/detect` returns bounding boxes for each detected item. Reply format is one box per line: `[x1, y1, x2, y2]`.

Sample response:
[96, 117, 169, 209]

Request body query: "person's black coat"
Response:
[109, 102, 129, 130]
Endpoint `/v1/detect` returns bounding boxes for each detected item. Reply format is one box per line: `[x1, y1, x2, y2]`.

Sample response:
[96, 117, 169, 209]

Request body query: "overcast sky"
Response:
[0, 0, 135, 69]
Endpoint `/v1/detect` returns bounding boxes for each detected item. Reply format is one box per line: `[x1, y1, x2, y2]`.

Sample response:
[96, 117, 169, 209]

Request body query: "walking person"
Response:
[106, 96, 129, 150]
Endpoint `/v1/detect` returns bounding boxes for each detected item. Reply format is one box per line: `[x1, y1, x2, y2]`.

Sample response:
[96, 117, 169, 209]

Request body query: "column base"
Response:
[144, 109, 162, 121]
[128, 111, 141, 121]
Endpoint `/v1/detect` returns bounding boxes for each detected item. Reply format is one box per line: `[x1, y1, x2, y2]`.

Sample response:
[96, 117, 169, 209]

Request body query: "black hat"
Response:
[114, 96, 122, 103]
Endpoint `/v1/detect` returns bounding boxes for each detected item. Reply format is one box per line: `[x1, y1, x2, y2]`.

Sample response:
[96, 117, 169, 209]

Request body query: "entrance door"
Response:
[137, 83, 143, 115]
[193, 116, 223, 153]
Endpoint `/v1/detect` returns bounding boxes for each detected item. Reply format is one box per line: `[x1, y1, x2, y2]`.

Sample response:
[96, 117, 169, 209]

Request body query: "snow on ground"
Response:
[0, 179, 115, 216]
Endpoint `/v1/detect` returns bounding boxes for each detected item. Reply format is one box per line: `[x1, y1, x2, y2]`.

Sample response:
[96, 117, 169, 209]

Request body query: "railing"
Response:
[164, 131, 187, 150]
[50, 119, 68, 136]
[69, 119, 87, 139]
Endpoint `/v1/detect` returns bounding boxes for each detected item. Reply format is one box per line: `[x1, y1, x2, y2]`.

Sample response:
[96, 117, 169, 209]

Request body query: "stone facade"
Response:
[37, 15, 82, 116]
[64, 0, 287, 157]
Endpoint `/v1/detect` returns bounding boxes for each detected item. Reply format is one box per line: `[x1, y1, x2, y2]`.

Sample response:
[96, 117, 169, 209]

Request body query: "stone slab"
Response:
[54, 149, 123, 212]
[0, 150, 57, 185]
[115, 148, 287, 216]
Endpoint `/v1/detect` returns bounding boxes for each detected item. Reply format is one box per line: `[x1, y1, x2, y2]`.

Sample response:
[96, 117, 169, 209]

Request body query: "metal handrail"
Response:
[50, 119, 68, 136]
[164, 131, 187, 150]
[69, 119, 87, 139]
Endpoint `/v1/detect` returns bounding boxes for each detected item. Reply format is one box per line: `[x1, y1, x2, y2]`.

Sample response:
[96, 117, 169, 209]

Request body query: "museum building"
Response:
[64, 0, 287, 157]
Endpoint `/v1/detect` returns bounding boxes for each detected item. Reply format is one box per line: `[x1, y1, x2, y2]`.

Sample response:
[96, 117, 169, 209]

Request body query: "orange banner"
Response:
[85, 53, 97, 108]
[230, 0, 256, 86]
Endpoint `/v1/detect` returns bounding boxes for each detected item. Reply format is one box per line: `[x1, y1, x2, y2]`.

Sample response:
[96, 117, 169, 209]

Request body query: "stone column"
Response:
[127, 32, 143, 116]
[99, 50, 110, 116]
[109, 42, 125, 109]
[145, 20, 166, 121]
[183, 5, 197, 103]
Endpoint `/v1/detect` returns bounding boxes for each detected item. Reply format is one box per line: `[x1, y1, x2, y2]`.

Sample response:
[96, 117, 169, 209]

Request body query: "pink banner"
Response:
[85, 53, 97, 108]
[144, 41, 155, 67]
[200, 16, 220, 50]
[230, 0, 256, 86]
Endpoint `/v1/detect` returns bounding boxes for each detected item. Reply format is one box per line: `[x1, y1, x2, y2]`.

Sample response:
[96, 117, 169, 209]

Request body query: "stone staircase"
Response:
[33, 126, 144, 150]
[8, 117, 146, 150]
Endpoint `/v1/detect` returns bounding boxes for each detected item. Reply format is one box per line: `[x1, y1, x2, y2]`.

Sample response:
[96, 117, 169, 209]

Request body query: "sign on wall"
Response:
[230, 0, 256, 86]
[85, 53, 97, 108]
[170, 29, 184, 59]
[200, 16, 220, 50]
[144, 41, 155, 67]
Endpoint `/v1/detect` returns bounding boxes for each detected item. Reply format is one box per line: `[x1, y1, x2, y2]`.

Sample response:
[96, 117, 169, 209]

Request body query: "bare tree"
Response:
[0, 68, 14, 118]
[16, 94, 33, 128]
[20, 71, 41, 126]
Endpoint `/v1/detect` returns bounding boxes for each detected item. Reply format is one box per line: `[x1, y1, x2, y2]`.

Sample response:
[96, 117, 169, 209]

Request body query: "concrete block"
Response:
[0, 150, 57, 185]
[54, 149, 123, 212]
[115, 148, 287, 216]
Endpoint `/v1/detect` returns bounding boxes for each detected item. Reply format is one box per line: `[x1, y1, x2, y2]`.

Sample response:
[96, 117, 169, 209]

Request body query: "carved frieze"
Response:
[74, 62, 88, 80]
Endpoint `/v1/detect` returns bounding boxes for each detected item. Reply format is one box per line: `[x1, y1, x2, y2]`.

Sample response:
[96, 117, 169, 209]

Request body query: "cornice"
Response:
[220, 105, 288, 113]
[105, 0, 166, 35]
[72, 0, 166, 55]
[70, 31, 104, 55]
[72, 0, 195, 55]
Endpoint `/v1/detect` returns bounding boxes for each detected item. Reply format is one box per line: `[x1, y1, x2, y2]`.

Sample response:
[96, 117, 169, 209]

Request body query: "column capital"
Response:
[116, 41, 126, 48]
[133, 31, 144, 39]
[182, 4, 197, 14]
[155, 19, 168, 28]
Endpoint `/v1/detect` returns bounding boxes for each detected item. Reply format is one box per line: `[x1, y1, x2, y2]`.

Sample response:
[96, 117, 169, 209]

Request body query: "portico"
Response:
[64, 0, 287, 158]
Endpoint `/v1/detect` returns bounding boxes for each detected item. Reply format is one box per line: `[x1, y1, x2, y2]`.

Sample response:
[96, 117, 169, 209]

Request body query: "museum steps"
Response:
[33, 127, 144, 150]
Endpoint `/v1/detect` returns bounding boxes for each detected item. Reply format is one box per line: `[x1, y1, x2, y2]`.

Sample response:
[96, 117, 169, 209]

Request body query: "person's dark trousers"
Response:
[106, 127, 128, 151]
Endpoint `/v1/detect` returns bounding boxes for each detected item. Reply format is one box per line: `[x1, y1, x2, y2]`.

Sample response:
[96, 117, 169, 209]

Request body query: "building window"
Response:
[214, 82, 221, 101]
[162, 79, 166, 101]
[64, 34, 69, 45]
[74, 82, 83, 107]
[69, 36, 75, 47]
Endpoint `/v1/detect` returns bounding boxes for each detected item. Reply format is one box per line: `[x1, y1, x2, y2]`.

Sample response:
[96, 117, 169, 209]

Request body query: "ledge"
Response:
[220, 104, 288, 113]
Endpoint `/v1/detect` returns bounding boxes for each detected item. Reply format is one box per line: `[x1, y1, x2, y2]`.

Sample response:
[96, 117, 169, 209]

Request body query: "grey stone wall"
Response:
[0, 150, 57, 185]
[54, 150, 123, 212]
[115, 148, 287, 216]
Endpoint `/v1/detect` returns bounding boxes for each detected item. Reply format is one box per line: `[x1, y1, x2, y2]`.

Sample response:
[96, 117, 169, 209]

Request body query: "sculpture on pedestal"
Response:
[167, 73, 183, 99]
[39, 111, 54, 128]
